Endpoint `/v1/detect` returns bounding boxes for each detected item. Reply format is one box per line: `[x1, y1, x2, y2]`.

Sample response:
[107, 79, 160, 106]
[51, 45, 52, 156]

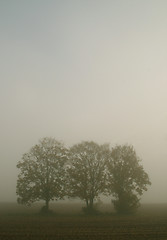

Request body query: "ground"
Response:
[0, 202, 167, 239]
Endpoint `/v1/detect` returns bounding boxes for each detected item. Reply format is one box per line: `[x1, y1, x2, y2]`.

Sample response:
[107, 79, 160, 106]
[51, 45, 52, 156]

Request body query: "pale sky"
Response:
[0, 0, 167, 203]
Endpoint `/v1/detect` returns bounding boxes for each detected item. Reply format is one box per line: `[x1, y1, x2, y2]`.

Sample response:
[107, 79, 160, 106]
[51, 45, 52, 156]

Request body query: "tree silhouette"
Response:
[66, 141, 109, 213]
[107, 144, 151, 214]
[16, 137, 68, 212]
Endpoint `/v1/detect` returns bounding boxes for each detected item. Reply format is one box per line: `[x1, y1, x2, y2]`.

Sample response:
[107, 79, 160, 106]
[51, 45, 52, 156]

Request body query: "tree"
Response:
[66, 141, 109, 213]
[16, 137, 68, 212]
[107, 144, 151, 214]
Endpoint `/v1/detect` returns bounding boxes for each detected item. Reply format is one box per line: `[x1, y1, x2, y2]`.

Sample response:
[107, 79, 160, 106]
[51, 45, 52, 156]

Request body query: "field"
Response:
[0, 202, 167, 240]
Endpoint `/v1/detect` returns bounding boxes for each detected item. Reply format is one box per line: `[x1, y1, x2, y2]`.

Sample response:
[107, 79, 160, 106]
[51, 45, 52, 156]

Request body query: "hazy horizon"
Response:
[0, 0, 167, 203]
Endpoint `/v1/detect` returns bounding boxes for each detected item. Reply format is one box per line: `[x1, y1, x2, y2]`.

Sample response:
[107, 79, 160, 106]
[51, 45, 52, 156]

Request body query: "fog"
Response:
[0, 0, 167, 203]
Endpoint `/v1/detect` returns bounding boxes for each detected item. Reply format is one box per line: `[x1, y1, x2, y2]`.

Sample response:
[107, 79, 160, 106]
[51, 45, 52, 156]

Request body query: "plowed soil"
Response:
[1, 215, 167, 240]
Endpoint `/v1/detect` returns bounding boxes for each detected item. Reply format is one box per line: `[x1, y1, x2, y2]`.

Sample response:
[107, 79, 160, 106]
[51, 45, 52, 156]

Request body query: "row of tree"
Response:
[16, 137, 151, 214]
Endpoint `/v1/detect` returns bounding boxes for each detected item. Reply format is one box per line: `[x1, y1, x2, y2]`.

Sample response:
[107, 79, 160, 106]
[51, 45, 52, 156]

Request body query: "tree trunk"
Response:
[45, 198, 49, 212]
[90, 198, 94, 210]
[86, 199, 89, 208]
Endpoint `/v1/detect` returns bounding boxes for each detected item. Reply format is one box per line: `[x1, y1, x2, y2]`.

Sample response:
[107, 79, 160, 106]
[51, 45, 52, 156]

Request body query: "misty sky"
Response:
[0, 0, 167, 203]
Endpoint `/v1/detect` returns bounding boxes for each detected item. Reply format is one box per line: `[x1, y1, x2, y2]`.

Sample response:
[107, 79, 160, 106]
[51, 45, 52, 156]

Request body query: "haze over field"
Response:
[0, 0, 167, 203]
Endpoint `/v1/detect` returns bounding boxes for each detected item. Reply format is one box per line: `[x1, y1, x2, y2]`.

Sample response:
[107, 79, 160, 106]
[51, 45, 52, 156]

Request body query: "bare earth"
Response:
[0, 203, 167, 240]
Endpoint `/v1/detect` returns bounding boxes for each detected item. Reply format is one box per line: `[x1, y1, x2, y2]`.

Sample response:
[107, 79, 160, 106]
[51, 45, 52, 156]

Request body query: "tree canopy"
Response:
[66, 141, 109, 213]
[16, 138, 151, 215]
[107, 144, 151, 214]
[16, 137, 68, 212]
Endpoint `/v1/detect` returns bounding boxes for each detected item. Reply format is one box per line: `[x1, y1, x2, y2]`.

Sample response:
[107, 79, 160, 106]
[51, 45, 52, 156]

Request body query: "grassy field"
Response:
[0, 202, 167, 239]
